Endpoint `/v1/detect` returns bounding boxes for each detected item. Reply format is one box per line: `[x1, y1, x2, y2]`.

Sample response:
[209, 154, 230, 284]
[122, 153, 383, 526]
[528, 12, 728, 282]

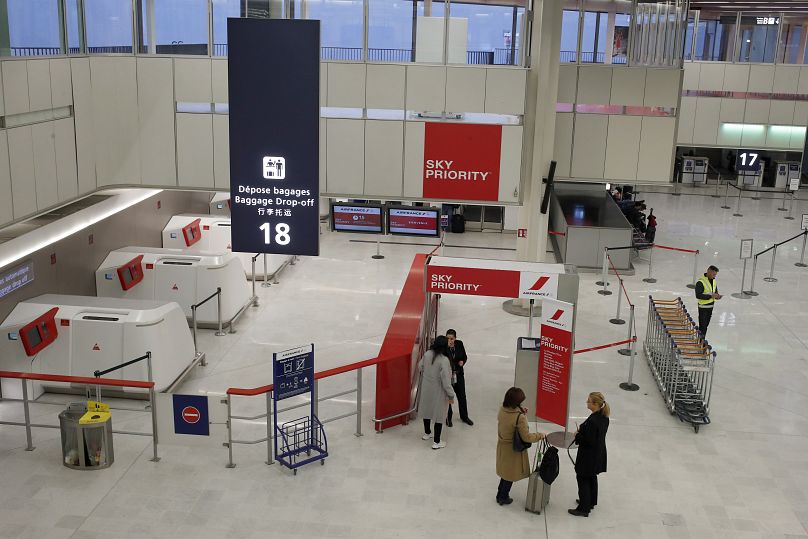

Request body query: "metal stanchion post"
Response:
[261, 254, 271, 288]
[610, 283, 625, 325]
[313, 380, 319, 417]
[786, 193, 796, 220]
[21, 380, 35, 451]
[778, 190, 788, 211]
[796, 232, 808, 268]
[686, 250, 699, 289]
[721, 182, 731, 209]
[731, 258, 751, 299]
[191, 305, 198, 355]
[618, 305, 635, 356]
[597, 250, 612, 295]
[643, 246, 657, 283]
[732, 187, 743, 217]
[355, 369, 363, 437]
[372, 237, 384, 260]
[745, 255, 759, 296]
[149, 386, 160, 462]
[527, 299, 535, 336]
[225, 394, 236, 468]
[672, 180, 681, 196]
[712, 177, 721, 198]
[619, 333, 639, 391]
[251, 256, 259, 306]
[764, 246, 778, 282]
[215, 288, 226, 336]
[265, 391, 274, 465]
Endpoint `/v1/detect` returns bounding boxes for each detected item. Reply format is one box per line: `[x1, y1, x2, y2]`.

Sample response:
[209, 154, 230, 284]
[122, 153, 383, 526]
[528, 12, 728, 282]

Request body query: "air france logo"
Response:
[529, 276, 550, 291]
[262, 156, 286, 180]
[549, 309, 564, 321]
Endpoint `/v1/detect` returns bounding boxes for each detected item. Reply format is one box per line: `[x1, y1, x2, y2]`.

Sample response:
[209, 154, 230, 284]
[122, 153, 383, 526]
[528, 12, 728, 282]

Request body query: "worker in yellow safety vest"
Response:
[695, 265, 721, 338]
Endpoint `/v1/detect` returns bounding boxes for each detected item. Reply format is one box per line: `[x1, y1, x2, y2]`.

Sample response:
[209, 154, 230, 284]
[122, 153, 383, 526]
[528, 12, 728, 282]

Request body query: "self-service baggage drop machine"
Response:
[681, 157, 708, 185]
[775, 162, 802, 189]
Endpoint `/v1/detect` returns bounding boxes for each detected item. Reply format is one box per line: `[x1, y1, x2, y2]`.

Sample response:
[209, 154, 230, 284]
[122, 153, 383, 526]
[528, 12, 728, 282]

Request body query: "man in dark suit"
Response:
[445, 329, 473, 427]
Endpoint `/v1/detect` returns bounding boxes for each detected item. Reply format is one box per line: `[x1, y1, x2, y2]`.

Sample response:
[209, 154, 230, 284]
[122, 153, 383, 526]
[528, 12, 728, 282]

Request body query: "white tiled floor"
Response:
[2, 186, 808, 538]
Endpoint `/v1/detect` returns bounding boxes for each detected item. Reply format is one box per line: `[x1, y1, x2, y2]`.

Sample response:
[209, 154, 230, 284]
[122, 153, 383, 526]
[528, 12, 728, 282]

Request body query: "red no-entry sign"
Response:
[181, 406, 201, 424]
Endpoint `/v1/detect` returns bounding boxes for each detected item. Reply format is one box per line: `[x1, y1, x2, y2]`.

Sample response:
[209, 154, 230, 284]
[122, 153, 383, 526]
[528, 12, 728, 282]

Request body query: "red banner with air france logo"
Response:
[536, 299, 574, 428]
[423, 123, 502, 201]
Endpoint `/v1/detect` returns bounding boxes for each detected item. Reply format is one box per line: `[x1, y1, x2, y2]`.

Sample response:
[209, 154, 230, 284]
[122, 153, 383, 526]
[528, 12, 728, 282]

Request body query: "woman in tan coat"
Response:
[496, 387, 545, 505]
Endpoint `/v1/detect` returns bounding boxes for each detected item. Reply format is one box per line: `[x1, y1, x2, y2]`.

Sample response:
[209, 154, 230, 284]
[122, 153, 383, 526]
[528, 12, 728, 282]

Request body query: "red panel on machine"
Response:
[116, 254, 145, 291]
[19, 307, 59, 357]
[182, 218, 202, 247]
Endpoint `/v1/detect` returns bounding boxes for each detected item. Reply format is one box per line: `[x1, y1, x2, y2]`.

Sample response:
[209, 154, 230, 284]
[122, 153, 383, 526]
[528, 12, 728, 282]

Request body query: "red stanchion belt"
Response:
[574, 338, 636, 355]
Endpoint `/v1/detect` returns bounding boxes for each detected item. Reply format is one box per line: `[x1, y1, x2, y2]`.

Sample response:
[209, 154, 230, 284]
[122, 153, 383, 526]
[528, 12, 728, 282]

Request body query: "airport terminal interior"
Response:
[2, 0, 808, 538]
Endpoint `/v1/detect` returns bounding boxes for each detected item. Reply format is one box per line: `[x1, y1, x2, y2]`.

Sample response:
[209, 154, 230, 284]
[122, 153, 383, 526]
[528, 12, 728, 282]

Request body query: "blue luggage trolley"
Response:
[273, 344, 328, 474]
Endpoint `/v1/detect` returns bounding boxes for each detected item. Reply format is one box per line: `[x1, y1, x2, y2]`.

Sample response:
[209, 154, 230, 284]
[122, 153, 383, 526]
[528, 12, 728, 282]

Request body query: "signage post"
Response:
[272, 344, 326, 472]
[732, 239, 754, 299]
[227, 19, 320, 257]
[535, 298, 575, 447]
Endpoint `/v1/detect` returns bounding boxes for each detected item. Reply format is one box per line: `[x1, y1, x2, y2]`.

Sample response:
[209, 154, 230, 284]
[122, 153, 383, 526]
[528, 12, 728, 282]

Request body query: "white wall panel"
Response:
[211, 59, 228, 103]
[719, 98, 745, 123]
[577, 67, 611, 105]
[176, 113, 214, 188]
[637, 117, 675, 183]
[174, 58, 212, 103]
[604, 116, 640, 181]
[406, 65, 446, 112]
[799, 67, 808, 94]
[49, 59, 72, 108]
[682, 62, 699, 91]
[320, 63, 327, 106]
[557, 65, 577, 103]
[326, 119, 364, 194]
[716, 123, 741, 147]
[692, 97, 719, 145]
[327, 63, 366, 108]
[90, 57, 141, 186]
[137, 58, 176, 186]
[31, 122, 58, 210]
[446, 67, 485, 113]
[790, 130, 805, 149]
[26, 60, 52, 112]
[0, 63, 4, 116]
[773, 65, 800, 94]
[53, 118, 78, 202]
[364, 121, 403, 197]
[485, 68, 526, 115]
[553, 113, 573, 177]
[644, 69, 681, 108]
[744, 100, 771, 124]
[610, 68, 645, 106]
[213, 115, 230, 189]
[795, 102, 808, 126]
[366, 64, 405, 109]
[70, 58, 96, 194]
[0, 132, 12, 225]
[498, 126, 522, 202]
[676, 96, 696, 144]
[7, 126, 37, 219]
[2, 61, 29, 115]
[722, 64, 750, 92]
[769, 100, 796, 125]
[741, 125, 766, 148]
[571, 114, 607, 179]
[748, 65, 775, 93]
[697, 63, 725, 91]
[403, 122, 425, 197]
[319, 118, 326, 193]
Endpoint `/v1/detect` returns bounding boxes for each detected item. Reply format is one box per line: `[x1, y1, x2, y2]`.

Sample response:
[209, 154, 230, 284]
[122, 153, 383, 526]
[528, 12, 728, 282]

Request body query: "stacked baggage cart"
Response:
[644, 297, 716, 433]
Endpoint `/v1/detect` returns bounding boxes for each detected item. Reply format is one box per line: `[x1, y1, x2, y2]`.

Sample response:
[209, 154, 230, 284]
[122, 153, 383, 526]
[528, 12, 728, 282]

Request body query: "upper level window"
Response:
[737, 13, 778, 63]
[138, 0, 210, 55]
[692, 11, 736, 62]
[2, 0, 62, 57]
[85, 0, 134, 53]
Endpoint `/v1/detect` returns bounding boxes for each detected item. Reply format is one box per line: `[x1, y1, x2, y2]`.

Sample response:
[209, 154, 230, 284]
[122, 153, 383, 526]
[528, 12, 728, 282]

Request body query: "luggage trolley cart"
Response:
[643, 297, 716, 433]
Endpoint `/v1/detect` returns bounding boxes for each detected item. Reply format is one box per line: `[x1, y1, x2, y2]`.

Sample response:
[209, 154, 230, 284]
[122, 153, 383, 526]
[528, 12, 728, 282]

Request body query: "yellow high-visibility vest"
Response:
[697, 275, 716, 306]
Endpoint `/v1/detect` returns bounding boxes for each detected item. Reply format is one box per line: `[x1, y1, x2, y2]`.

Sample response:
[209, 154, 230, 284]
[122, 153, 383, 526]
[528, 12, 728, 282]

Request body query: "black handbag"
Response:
[512, 412, 532, 452]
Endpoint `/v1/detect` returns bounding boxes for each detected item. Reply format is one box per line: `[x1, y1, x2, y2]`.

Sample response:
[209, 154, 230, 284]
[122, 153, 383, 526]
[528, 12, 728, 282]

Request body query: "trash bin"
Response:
[59, 402, 114, 470]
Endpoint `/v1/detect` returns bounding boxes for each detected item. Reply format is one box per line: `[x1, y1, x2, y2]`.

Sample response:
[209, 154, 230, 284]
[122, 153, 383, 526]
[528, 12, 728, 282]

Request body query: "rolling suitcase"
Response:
[525, 444, 551, 514]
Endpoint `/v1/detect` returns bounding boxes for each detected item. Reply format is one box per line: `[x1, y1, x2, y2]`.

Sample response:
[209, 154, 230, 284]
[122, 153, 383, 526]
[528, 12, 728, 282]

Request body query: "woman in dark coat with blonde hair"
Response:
[569, 391, 610, 517]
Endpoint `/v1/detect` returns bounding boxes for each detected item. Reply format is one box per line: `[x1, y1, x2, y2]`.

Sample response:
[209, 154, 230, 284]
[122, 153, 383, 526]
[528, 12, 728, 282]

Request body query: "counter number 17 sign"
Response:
[736, 150, 761, 172]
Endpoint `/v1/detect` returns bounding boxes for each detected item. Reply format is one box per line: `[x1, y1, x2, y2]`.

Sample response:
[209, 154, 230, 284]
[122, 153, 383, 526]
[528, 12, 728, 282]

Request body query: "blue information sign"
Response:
[273, 344, 315, 401]
[172, 394, 210, 436]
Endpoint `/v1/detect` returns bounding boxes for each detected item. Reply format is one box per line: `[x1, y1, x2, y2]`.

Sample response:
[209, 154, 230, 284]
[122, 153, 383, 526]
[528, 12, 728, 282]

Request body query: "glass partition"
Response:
[738, 13, 778, 63]
[447, 0, 526, 66]
[692, 11, 736, 62]
[65, 0, 85, 55]
[778, 15, 805, 64]
[560, 7, 580, 63]
[85, 0, 134, 53]
[212, 0, 240, 56]
[138, 0, 209, 55]
[683, 12, 694, 60]
[307, 0, 364, 60]
[2, 0, 62, 56]
[630, 1, 687, 67]
[368, 0, 418, 62]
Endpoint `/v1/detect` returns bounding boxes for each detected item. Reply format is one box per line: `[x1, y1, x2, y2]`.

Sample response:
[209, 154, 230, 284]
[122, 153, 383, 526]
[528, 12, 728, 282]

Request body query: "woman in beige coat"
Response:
[496, 387, 545, 505]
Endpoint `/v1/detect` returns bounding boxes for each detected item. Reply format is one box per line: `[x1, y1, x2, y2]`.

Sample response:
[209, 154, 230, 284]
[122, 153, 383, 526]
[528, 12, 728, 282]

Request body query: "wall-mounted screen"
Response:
[387, 206, 440, 237]
[19, 307, 59, 357]
[117, 255, 144, 291]
[331, 204, 384, 234]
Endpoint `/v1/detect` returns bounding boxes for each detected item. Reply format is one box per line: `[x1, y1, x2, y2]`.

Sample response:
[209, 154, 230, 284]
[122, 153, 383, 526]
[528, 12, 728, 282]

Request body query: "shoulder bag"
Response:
[512, 412, 532, 452]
